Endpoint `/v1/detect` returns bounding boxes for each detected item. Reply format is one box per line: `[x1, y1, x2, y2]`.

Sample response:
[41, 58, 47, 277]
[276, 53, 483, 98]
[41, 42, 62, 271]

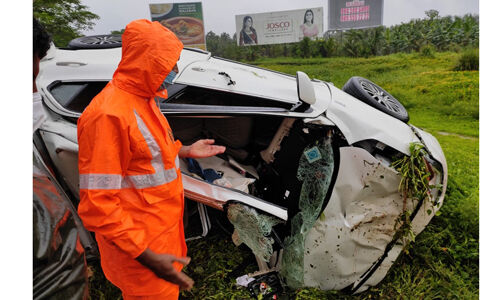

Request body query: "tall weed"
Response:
[454, 48, 479, 71]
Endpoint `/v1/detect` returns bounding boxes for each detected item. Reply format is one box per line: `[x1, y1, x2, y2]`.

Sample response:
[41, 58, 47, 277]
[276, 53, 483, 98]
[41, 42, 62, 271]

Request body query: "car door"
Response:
[172, 56, 332, 118]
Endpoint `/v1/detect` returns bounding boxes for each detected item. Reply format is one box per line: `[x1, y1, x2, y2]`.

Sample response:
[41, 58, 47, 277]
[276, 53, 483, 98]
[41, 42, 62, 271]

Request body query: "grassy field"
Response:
[89, 51, 479, 299]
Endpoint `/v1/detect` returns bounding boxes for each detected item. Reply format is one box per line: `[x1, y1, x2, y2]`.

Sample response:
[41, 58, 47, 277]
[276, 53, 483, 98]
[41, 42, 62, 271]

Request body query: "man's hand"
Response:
[179, 139, 226, 158]
[136, 248, 194, 290]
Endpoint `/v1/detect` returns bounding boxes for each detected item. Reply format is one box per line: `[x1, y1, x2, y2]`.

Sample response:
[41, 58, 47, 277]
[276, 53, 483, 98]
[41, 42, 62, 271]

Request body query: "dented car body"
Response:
[36, 45, 447, 294]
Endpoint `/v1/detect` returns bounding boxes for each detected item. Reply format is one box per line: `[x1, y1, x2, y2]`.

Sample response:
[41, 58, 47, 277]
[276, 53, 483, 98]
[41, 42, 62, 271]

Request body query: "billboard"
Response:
[328, 0, 383, 30]
[236, 7, 324, 46]
[150, 2, 206, 50]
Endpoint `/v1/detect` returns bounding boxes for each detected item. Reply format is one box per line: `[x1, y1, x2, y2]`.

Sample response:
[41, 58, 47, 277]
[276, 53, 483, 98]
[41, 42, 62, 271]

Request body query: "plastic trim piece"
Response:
[181, 173, 288, 221]
[160, 103, 288, 113]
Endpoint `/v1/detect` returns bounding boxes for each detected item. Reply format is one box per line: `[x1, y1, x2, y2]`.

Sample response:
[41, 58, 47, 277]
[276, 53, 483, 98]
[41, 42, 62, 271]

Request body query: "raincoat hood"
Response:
[113, 19, 184, 98]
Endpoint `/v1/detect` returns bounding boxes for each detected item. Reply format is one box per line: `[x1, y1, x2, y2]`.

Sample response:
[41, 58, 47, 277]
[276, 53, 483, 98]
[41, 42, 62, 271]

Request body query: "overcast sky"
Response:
[81, 0, 479, 36]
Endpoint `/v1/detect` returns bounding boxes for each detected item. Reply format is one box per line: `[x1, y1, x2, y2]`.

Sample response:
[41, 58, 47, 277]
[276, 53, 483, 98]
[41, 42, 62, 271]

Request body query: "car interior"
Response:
[43, 80, 344, 243]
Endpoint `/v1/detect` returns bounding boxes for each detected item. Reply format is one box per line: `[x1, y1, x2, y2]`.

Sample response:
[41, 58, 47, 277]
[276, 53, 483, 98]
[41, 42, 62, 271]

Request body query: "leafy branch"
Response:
[391, 142, 437, 253]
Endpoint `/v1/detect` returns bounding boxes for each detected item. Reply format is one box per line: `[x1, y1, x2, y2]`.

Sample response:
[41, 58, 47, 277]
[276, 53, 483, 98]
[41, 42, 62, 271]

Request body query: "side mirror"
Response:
[296, 71, 316, 105]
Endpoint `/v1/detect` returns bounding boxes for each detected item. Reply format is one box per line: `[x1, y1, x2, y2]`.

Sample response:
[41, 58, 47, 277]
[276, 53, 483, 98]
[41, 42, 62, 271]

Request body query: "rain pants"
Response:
[77, 19, 185, 297]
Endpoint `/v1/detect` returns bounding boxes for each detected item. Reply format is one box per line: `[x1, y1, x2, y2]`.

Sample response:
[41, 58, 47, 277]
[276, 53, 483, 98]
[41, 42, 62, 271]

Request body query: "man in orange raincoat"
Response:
[77, 19, 225, 299]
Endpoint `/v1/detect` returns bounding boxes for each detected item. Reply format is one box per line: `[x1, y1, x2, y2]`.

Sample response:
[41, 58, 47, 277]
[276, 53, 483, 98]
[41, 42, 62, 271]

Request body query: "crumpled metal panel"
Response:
[33, 153, 88, 300]
[302, 147, 423, 292]
[356, 171, 442, 293]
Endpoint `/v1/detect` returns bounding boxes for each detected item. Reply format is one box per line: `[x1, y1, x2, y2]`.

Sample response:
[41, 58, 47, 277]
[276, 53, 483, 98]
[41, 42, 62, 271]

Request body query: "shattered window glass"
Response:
[227, 203, 283, 262]
[280, 136, 335, 288]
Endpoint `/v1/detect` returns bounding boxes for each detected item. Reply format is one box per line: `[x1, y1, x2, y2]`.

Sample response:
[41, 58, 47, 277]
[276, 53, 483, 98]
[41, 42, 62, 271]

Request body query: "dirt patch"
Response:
[437, 131, 477, 140]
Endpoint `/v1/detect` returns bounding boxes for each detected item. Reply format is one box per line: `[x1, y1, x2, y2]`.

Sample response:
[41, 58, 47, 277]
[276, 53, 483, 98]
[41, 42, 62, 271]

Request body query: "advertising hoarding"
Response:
[236, 7, 324, 46]
[328, 0, 383, 30]
[150, 2, 206, 50]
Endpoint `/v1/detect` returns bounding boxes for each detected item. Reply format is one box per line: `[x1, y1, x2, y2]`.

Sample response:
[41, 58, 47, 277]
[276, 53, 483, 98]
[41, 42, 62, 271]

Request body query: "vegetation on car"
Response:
[391, 142, 439, 254]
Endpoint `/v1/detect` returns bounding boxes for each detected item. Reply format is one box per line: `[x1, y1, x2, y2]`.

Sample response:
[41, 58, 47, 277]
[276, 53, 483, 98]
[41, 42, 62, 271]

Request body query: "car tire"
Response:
[68, 34, 122, 49]
[342, 76, 409, 123]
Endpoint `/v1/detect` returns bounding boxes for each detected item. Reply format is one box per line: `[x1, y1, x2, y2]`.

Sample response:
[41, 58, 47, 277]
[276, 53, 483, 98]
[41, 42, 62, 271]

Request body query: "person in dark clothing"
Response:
[33, 18, 51, 93]
[33, 17, 89, 299]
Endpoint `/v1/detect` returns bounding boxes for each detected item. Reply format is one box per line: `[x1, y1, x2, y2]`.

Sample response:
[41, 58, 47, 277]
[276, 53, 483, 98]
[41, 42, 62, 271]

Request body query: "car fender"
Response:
[325, 83, 421, 156]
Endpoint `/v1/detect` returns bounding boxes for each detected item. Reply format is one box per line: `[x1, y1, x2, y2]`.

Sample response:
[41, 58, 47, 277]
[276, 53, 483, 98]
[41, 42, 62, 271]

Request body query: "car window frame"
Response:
[42, 79, 330, 120]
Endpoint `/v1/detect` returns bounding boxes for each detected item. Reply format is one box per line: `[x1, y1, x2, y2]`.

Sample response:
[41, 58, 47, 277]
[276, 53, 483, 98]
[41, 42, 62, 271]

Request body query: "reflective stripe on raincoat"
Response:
[77, 19, 185, 296]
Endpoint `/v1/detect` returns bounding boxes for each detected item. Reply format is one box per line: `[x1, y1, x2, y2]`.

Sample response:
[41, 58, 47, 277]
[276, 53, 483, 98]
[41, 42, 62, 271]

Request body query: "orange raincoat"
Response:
[77, 19, 185, 298]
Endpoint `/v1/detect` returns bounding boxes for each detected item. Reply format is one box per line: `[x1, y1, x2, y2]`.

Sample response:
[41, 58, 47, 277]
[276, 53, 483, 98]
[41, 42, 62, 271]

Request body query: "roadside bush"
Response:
[420, 44, 436, 58]
[242, 46, 260, 61]
[446, 42, 463, 53]
[317, 37, 339, 57]
[297, 37, 313, 58]
[454, 48, 479, 71]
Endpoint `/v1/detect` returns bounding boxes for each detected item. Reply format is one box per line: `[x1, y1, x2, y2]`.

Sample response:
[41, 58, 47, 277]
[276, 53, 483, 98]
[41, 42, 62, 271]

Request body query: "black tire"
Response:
[68, 34, 122, 49]
[342, 76, 409, 123]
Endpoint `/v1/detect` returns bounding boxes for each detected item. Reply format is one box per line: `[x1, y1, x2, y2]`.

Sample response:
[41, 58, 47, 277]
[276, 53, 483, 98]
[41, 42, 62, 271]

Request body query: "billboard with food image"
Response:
[150, 2, 206, 50]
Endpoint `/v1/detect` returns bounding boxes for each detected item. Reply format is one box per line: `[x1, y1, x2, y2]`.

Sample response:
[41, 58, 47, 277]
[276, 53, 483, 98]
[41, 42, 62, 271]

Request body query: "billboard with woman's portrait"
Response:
[236, 7, 324, 46]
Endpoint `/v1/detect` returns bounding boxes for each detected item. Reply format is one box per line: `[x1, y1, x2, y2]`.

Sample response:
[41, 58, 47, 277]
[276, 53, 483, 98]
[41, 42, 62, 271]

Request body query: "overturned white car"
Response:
[35, 36, 447, 294]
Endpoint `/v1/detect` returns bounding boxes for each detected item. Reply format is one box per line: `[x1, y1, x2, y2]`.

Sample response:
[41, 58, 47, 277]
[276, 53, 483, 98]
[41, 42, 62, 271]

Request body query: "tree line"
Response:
[34, 0, 99, 47]
[33, 1, 478, 61]
[206, 10, 479, 61]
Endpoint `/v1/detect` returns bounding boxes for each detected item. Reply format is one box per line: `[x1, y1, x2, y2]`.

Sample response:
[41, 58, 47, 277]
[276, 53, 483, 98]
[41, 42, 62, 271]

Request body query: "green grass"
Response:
[254, 52, 479, 136]
[89, 51, 479, 299]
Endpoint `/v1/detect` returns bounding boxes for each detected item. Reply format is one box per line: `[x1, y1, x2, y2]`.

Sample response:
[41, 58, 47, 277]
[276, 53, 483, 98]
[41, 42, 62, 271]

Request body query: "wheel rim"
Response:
[79, 35, 121, 45]
[360, 80, 405, 115]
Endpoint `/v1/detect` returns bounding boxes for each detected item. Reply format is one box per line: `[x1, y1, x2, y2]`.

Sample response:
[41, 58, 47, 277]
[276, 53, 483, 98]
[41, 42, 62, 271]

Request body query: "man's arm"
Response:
[178, 139, 226, 158]
[136, 249, 194, 290]
[134, 138, 225, 289]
